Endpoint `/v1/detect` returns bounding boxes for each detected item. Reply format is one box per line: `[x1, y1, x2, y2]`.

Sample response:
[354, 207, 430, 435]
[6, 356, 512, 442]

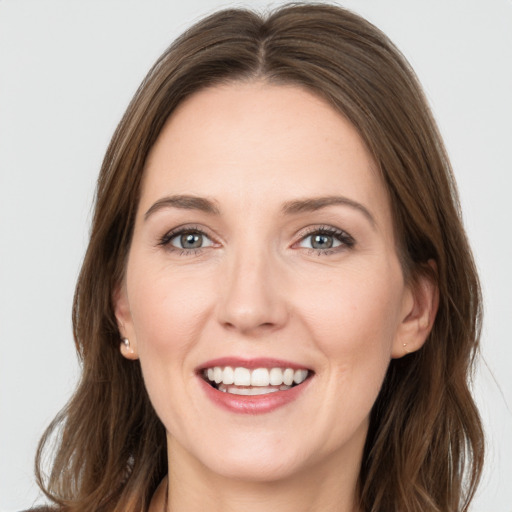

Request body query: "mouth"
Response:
[200, 365, 312, 396]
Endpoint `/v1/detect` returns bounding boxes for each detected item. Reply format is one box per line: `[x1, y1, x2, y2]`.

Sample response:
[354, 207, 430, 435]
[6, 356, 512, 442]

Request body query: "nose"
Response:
[216, 247, 289, 336]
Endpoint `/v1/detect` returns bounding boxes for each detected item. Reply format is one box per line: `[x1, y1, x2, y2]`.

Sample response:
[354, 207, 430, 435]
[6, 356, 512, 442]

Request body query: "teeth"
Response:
[251, 368, 270, 386]
[218, 384, 289, 395]
[203, 366, 309, 388]
[233, 367, 251, 386]
[294, 369, 308, 384]
[269, 367, 283, 385]
[222, 366, 234, 385]
[283, 368, 294, 386]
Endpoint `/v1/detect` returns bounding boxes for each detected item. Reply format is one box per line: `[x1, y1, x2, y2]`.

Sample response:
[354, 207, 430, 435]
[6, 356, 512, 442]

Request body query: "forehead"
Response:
[140, 82, 391, 228]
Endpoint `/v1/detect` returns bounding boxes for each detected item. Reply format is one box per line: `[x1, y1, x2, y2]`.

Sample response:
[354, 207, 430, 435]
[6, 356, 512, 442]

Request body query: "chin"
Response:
[204, 450, 307, 483]
[175, 431, 311, 483]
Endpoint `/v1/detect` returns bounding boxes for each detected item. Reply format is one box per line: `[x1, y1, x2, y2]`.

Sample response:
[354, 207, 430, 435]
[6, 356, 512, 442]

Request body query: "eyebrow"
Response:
[144, 194, 375, 226]
[144, 195, 220, 220]
[281, 196, 375, 227]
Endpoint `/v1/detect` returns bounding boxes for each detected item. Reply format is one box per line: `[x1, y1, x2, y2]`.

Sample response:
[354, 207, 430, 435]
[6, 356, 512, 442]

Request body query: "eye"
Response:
[158, 227, 215, 252]
[171, 231, 213, 250]
[296, 226, 355, 253]
[301, 233, 340, 250]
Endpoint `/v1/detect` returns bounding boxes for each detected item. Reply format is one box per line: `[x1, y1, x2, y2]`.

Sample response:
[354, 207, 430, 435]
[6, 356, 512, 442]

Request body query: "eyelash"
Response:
[157, 224, 355, 256]
[295, 225, 355, 255]
[157, 225, 214, 256]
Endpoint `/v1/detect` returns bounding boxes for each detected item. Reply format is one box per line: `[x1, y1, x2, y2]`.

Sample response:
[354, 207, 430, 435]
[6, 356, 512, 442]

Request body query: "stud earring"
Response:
[403, 343, 410, 354]
[120, 337, 138, 359]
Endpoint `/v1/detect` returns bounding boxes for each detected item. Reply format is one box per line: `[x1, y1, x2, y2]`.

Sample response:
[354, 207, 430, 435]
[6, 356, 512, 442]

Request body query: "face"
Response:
[116, 82, 430, 484]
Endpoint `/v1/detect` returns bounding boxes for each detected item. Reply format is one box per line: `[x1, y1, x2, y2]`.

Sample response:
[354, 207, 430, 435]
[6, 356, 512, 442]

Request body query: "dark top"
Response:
[21, 508, 57, 512]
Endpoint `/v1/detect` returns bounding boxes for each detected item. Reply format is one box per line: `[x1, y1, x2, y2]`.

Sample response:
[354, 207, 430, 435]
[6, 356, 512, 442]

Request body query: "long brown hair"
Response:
[36, 4, 484, 511]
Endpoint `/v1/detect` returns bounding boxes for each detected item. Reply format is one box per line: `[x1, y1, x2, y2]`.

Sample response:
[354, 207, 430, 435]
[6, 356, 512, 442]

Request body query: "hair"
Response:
[35, 3, 484, 512]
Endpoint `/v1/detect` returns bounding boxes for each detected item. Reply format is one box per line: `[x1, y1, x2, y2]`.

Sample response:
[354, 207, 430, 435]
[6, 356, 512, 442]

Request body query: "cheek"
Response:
[128, 263, 214, 357]
[125, 263, 214, 426]
[296, 260, 404, 369]
[290, 263, 404, 447]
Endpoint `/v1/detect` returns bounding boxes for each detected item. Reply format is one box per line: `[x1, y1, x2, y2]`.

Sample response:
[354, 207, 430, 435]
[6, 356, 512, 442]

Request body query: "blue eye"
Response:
[301, 233, 341, 250]
[158, 225, 353, 255]
[171, 231, 213, 249]
[298, 227, 354, 253]
[159, 228, 214, 252]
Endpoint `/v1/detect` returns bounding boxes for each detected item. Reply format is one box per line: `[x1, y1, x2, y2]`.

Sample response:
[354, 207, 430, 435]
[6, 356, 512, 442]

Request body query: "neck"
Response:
[151, 437, 363, 512]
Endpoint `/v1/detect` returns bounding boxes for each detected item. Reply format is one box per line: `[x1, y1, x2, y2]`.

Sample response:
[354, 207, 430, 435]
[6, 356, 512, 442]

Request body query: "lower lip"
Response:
[199, 376, 312, 414]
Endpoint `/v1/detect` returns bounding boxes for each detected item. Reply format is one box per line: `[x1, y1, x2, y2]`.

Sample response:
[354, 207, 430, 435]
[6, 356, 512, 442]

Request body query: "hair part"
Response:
[36, 4, 484, 511]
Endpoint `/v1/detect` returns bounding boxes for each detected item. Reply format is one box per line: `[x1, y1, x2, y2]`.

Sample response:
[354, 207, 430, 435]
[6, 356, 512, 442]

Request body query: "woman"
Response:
[31, 4, 484, 511]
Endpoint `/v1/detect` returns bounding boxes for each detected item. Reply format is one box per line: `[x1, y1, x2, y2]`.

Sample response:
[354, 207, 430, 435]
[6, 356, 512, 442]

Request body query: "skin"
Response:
[115, 82, 437, 512]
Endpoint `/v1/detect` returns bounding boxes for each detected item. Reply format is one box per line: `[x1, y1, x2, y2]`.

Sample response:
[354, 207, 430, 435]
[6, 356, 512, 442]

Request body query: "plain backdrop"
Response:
[0, 0, 511, 510]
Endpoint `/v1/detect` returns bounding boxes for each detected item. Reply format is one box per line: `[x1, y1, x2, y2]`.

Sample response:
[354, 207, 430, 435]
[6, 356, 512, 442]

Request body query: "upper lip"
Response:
[196, 357, 312, 372]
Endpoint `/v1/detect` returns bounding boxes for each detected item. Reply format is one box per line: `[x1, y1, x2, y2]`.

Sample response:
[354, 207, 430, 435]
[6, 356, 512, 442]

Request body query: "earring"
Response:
[120, 337, 137, 359]
[403, 343, 410, 354]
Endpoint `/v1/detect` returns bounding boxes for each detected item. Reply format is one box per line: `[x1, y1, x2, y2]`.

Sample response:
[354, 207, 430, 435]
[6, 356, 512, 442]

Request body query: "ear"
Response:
[391, 261, 439, 359]
[113, 282, 139, 360]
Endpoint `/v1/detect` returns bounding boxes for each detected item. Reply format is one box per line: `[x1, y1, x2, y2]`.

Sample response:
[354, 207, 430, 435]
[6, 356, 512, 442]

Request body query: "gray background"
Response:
[1, 0, 511, 510]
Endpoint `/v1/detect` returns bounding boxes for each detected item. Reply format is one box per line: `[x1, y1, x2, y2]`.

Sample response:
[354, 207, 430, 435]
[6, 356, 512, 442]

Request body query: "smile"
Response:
[203, 366, 310, 395]
[197, 358, 314, 413]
